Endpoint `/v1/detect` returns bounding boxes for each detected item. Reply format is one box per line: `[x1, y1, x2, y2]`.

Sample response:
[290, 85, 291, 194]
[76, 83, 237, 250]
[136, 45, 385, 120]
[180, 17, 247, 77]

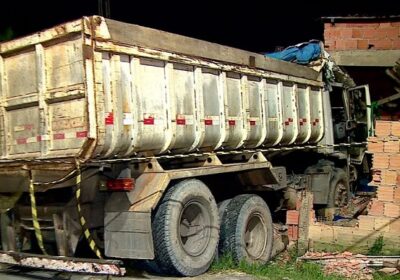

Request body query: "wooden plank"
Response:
[101, 17, 320, 81]
[330, 50, 400, 67]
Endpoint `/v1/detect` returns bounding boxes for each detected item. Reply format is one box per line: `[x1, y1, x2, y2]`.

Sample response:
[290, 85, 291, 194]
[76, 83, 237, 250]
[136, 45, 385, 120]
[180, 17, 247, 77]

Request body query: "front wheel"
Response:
[152, 179, 219, 276]
[219, 194, 273, 264]
[328, 168, 349, 208]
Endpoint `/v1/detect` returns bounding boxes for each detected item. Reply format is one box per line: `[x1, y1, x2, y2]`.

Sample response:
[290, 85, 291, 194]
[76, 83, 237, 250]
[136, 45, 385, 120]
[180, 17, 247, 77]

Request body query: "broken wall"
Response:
[304, 121, 400, 254]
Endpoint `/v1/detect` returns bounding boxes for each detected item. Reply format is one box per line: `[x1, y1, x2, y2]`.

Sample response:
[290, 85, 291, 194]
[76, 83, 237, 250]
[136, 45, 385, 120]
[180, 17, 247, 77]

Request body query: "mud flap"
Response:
[104, 211, 154, 259]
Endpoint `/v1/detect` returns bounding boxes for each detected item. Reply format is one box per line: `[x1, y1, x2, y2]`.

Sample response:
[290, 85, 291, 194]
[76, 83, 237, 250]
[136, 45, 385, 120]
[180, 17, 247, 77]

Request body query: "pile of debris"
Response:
[300, 251, 400, 279]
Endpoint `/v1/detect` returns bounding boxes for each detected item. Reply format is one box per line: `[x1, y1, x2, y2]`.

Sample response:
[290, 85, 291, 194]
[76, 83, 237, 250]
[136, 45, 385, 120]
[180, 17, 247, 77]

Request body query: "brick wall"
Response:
[324, 21, 400, 51]
[366, 121, 400, 227]
[306, 120, 400, 254]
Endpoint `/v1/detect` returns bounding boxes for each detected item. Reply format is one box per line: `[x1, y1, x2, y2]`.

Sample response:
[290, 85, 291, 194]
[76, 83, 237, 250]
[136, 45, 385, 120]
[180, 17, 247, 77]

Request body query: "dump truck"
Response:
[0, 16, 373, 276]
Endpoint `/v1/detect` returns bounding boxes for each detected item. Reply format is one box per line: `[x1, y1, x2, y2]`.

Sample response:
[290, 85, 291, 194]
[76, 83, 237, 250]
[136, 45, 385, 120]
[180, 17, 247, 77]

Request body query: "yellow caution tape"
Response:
[75, 161, 102, 259]
[28, 171, 47, 255]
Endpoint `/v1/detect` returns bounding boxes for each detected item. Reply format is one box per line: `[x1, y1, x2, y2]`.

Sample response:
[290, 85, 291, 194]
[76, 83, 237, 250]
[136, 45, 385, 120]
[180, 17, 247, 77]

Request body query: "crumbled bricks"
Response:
[301, 251, 400, 279]
[300, 251, 374, 279]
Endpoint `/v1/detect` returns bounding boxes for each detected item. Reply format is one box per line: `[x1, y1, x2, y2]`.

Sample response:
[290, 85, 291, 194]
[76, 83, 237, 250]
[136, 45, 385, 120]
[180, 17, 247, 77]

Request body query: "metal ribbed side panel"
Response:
[280, 82, 299, 145]
[295, 85, 311, 144]
[264, 80, 283, 146]
[309, 87, 324, 143]
[245, 76, 266, 148]
[222, 72, 246, 149]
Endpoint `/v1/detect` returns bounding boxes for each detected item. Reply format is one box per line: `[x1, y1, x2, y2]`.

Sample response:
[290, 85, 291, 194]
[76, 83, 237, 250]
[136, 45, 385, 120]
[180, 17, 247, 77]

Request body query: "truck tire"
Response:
[218, 199, 232, 222]
[152, 179, 219, 276]
[328, 168, 349, 208]
[215, 199, 232, 260]
[219, 194, 273, 264]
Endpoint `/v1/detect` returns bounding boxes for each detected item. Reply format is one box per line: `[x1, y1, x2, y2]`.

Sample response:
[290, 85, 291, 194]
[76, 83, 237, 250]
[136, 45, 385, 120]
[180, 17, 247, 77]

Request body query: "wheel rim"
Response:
[335, 181, 348, 207]
[244, 213, 267, 260]
[178, 200, 211, 257]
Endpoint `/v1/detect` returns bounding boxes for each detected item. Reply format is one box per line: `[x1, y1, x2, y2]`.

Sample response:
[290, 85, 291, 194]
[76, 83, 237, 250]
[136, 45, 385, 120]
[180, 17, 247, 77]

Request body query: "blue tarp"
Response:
[265, 40, 321, 65]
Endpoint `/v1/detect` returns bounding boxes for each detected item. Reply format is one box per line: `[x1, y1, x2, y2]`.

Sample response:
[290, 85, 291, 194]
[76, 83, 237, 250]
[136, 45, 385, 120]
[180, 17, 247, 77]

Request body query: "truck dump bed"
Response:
[0, 16, 324, 160]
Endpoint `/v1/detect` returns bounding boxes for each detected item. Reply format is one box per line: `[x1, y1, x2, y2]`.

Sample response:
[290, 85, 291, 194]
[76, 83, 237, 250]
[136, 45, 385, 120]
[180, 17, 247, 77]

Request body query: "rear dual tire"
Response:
[219, 194, 273, 264]
[151, 179, 219, 276]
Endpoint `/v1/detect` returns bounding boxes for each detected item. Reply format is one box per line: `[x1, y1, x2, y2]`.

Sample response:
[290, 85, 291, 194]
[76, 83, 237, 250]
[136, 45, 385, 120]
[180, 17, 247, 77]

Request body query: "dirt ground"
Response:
[0, 265, 257, 280]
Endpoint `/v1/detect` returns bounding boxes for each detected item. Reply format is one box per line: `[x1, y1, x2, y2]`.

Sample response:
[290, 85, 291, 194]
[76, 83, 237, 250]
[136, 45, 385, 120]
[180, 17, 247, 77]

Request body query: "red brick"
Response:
[344, 40, 358, 49]
[379, 22, 393, 28]
[369, 39, 393, 50]
[391, 122, 400, 137]
[383, 27, 399, 39]
[363, 28, 381, 39]
[384, 140, 400, 153]
[394, 187, 400, 203]
[358, 215, 375, 230]
[375, 121, 391, 137]
[382, 170, 397, 185]
[368, 141, 384, 153]
[340, 28, 353, 39]
[393, 40, 400, 49]
[324, 40, 336, 50]
[288, 225, 299, 241]
[352, 29, 363, 39]
[368, 199, 385, 216]
[286, 210, 299, 225]
[373, 153, 389, 169]
[389, 219, 400, 233]
[333, 23, 348, 28]
[357, 39, 369, 49]
[377, 185, 395, 202]
[391, 22, 400, 27]
[389, 154, 400, 169]
[346, 22, 379, 28]
[335, 39, 357, 50]
[324, 23, 333, 29]
[374, 217, 392, 232]
[384, 203, 400, 218]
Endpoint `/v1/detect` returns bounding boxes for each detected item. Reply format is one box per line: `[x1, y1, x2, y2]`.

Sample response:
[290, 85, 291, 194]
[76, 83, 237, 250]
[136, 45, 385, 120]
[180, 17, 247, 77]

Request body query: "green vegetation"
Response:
[211, 252, 400, 280]
[368, 235, 385, 256]
[211, 253, 343, 280]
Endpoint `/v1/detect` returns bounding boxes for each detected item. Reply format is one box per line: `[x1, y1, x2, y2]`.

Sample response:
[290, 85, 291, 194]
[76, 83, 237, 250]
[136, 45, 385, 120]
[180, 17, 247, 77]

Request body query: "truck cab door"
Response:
[345, 85, 373, 141]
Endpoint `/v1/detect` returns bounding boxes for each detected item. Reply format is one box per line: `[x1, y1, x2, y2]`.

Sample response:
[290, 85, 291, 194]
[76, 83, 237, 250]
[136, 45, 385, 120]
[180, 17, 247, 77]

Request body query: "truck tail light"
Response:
[106, 178, 134, 191]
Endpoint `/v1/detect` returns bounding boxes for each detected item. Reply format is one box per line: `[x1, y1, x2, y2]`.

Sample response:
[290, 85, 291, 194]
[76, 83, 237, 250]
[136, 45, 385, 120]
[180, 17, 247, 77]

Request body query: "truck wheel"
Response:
[219, 194, 273, 264]
[218, 199, 232, 222]
[215, 199, 232, 260]
[328, 169, 349, 208]
[152, 179, 219, 276]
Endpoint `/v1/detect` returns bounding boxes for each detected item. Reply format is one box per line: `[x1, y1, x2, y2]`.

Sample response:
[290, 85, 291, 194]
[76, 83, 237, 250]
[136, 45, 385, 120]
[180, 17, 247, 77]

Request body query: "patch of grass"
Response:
[212, 253, 399, 280]
[373, 272, 400, 280]
[211, 254, 343, 280]
[368, 235, 385, 255]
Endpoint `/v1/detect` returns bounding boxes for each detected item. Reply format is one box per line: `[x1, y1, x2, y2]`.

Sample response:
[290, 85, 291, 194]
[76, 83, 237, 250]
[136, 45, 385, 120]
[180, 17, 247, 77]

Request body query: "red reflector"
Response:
[106, 178, 134, 191]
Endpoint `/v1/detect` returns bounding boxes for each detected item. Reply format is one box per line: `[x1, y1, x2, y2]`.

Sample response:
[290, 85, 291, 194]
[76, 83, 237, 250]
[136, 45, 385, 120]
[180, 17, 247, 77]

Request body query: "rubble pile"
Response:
[300, 251, 400, 279]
